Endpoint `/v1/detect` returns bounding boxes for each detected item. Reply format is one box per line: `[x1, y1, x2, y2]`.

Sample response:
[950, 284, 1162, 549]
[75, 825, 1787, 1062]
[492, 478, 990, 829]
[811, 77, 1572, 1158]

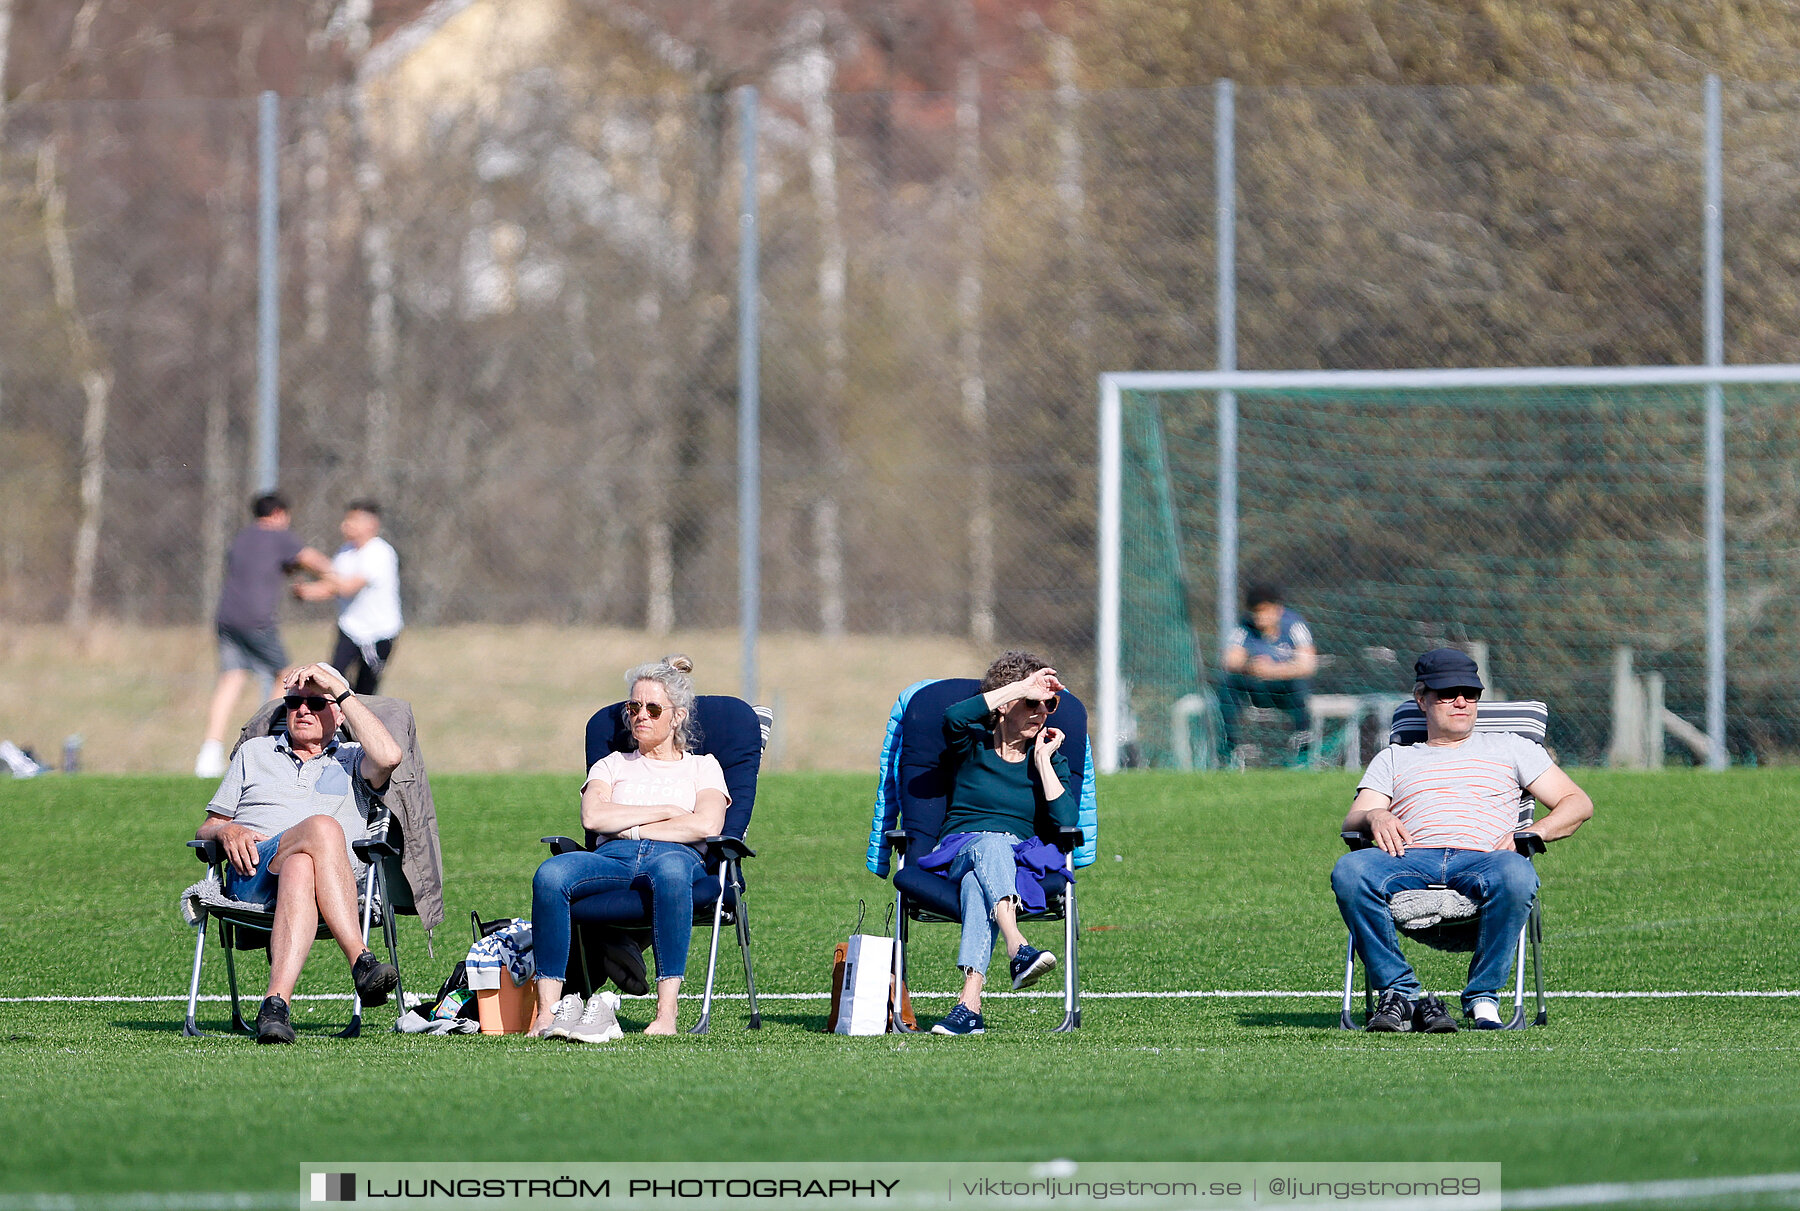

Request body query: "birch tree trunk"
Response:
[0, 0, 14, 142]
[1051, 32, 1090, 348]
[801, 37, 847, 639]
[955, 3, 993, 647]
[200, 138, 253, 621]
[39, 143, 113, 629]
[344, 4, 394, 498]
[641, 283, 676, 636]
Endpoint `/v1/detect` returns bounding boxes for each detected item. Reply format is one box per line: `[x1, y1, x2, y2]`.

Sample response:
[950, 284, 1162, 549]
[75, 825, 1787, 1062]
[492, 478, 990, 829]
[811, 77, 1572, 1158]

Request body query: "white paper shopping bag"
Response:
[833, 933, 895, 1035]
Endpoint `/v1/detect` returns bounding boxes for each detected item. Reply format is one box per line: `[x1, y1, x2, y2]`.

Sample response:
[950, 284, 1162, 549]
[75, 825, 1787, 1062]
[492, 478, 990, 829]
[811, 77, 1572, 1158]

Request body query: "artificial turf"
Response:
[2, 769, 1797, 1202]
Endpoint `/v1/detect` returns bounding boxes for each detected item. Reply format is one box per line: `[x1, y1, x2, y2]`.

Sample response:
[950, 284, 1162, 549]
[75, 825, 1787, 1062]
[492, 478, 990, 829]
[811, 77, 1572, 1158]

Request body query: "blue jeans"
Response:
[1331, 846, 1539, 1013]
[945, 832, 1023, 977]
[532, 840, 705, 982]
[223, 834, 284, 907]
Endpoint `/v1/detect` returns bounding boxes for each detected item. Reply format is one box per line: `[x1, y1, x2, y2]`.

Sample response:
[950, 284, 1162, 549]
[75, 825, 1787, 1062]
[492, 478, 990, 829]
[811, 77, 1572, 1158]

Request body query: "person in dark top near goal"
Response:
[916, 651, 1076, 1036]
[1217, 582, 1318, 766]
[195, 493, 334, 778]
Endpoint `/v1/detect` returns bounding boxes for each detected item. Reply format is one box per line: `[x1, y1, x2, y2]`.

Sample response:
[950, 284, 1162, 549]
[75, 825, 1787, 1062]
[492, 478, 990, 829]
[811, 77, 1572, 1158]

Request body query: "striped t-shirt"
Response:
[1357, 732, 1553, 851]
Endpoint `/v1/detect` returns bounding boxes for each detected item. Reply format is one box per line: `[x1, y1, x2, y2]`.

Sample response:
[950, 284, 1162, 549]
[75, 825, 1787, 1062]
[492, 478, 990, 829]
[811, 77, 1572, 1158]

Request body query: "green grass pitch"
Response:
[2, 769, 1797, 1202]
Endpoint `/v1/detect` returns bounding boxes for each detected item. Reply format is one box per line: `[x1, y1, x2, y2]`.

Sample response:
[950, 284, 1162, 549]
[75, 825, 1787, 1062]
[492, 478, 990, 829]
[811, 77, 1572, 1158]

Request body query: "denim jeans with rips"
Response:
[531, 839, 705, 982]
[944, 831, 1024, 977]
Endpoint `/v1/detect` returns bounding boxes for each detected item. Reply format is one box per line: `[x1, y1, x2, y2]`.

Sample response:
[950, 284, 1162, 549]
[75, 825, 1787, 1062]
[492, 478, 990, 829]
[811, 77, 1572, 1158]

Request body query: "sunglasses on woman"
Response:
[1022, 695, 1060, 713]
[624, 700, 667, 719]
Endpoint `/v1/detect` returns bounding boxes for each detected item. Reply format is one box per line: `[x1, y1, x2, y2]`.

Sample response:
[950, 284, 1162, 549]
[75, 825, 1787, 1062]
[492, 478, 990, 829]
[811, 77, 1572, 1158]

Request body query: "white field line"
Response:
[1503, 1171, 1800, 1207]
[5, 1173, 1799, 1211]
[7, 989, 1800, 1003]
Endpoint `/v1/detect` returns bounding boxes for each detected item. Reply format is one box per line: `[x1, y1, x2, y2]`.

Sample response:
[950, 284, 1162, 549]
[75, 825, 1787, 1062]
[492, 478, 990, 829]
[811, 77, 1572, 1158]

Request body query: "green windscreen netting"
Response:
[1119, 382, 1800, 767]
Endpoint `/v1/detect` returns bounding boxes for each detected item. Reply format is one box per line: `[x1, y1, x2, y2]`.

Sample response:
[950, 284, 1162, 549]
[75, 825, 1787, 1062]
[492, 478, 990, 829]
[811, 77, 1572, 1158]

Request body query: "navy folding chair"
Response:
[541, 695, 771, 1034]
[868, 678, 1098, 1032]
[1338, 698, 1551, 1031]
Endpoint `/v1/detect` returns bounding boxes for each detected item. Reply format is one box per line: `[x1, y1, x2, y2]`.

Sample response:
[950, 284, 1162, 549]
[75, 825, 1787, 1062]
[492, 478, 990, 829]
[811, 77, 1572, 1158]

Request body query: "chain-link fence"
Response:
[5, 80, 1800, 754]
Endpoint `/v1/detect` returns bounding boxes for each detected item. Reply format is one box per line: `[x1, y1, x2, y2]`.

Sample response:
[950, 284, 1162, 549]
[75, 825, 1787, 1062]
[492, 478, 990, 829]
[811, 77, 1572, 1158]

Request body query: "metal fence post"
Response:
[1215, 79, 1238, 660]
[737, 85, 761, 703]
[255, 90, 280, 494]
[1703, 74, 1726, 770]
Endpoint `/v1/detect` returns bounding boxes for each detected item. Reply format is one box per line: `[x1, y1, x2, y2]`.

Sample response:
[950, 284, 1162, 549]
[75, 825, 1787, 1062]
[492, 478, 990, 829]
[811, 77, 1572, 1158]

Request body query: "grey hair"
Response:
[625, 653, 698, 751]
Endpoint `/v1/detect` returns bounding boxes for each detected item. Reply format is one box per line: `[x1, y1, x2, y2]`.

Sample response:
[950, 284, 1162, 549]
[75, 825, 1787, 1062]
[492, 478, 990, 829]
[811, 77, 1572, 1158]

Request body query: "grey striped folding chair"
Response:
[1337, 699, 1550, 1031]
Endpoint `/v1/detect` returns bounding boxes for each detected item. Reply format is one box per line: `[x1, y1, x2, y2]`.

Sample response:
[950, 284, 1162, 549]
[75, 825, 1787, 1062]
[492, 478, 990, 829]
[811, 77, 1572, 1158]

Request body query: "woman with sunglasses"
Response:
[528, 654, 729, 1038]
[919, 650, 1076, 1036]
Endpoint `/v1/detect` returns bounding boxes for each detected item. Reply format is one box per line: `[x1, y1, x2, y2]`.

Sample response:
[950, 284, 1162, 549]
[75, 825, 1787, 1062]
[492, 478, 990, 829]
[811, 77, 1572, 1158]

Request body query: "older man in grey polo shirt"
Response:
[197, 661, 404, 1043]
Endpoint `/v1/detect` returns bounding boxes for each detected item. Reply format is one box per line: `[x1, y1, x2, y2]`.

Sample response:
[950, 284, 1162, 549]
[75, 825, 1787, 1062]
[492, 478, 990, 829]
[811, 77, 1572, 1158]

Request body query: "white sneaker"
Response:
[567, 991, 623, 1043]
[194, 740, 226, 779]
[544, 993, 586, 1039]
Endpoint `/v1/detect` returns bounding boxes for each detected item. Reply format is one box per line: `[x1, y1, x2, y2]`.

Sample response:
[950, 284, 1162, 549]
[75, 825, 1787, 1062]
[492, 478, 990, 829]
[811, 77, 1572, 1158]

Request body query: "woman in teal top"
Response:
[925, 650, 1076, 1036]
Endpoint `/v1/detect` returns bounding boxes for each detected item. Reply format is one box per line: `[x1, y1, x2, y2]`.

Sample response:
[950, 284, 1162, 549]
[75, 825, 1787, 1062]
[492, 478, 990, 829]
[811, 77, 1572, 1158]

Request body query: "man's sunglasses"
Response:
[283, 694, 333, 713]
[1433, 687, 1482, 703]
[624, 700, 667, 719]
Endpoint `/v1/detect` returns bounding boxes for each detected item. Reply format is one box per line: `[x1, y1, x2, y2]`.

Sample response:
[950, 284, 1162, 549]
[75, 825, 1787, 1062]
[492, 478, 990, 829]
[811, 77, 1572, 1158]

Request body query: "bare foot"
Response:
[642, 1018, 679, 1036]
[526, 1011, 558, 1039]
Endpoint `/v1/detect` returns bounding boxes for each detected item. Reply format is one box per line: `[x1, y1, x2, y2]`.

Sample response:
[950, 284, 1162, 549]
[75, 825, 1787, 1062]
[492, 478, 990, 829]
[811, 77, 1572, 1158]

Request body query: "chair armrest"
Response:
[1052, 826, 1084, 854]
[353, 815, 401, 863]
[1340, 830, 1373, 851]
[188, 839, 224, 865]
[541, 835, 589, 856]
[1513, 831, 1546, 856]
[702, 836, 754, 860]
[883, 829, 910, 857]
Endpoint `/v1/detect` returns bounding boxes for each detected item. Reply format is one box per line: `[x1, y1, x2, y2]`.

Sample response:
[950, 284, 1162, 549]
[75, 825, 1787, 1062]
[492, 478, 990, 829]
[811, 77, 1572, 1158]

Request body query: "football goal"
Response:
[1095, 364, 1800, 774]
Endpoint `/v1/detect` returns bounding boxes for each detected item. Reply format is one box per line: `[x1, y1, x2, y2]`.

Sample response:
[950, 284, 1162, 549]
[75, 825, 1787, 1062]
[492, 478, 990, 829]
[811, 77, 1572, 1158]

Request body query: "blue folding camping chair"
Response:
[1338, 698, 1551, 1031]
[867, 678, 1098, 1032]
[541, 695, 772, 1034]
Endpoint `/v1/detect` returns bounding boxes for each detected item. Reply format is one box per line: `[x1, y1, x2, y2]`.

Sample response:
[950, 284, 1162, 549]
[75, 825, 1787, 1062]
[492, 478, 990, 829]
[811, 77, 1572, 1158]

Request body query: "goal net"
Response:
[1097, 366, 1800, 772]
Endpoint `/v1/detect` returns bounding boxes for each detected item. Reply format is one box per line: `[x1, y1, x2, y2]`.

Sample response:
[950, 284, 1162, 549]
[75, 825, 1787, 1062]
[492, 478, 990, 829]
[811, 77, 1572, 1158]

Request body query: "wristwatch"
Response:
[332, 689, 354, 705]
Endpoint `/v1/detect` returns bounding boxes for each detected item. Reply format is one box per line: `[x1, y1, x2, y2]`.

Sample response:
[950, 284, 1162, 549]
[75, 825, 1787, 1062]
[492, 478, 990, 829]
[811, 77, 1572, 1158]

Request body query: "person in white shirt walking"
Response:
[295, 500, 403, 695]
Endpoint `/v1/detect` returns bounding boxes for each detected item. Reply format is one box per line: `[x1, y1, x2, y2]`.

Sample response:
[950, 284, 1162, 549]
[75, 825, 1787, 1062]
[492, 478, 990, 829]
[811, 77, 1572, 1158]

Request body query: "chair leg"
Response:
[688, 864, 730, 1035]
[182, 920, 208, 1037]
[1339, 932, 1359, 1030]
[1053, 878, 1080, 1032]
[1530, 898, 1548, 1026]
[336, 862, 378, 1039]
[222, 922, 250, 1034]
[1503, 918, 1530, 1030]
[377, 862, 406, 1030]
[888, 865, 917, 1034]
[732, 869, 760, 1030]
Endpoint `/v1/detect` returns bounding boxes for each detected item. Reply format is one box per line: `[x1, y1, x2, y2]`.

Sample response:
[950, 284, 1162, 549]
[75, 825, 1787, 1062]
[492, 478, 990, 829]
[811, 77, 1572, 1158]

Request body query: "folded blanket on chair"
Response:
[179, 869, 381, 928]
[1389, 888, 1478, 930]
[916, 833, 1072, 914]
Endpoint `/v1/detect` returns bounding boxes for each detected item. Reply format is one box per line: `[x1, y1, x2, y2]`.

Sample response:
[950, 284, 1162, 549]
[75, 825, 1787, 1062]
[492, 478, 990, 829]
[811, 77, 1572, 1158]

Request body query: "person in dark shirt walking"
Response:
[918, 650, 1076, 1035]
[194, 493, 332, 777]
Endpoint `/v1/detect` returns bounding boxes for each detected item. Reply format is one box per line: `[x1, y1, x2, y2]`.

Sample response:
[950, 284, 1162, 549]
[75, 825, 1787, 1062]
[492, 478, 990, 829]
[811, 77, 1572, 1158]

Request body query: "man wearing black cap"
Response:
[1331, 648, 1593, 1032]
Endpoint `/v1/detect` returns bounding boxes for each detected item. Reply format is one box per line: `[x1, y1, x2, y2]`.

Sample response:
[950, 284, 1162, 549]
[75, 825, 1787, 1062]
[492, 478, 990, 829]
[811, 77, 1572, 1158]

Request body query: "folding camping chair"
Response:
[540, 695, 772, 1034]
[180, 695, 438, 1038]
[868, 678, 1098, 1032]
[1337, 698, 1551, 1031]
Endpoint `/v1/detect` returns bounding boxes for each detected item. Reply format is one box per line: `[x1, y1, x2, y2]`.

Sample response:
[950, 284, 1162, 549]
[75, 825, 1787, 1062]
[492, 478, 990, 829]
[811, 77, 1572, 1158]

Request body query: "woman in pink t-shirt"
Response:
[528, 654, 730, 1038]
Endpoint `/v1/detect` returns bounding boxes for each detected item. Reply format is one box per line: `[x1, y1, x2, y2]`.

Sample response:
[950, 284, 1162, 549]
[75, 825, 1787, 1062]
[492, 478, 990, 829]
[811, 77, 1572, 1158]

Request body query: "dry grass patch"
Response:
[0, 623, 991, 773]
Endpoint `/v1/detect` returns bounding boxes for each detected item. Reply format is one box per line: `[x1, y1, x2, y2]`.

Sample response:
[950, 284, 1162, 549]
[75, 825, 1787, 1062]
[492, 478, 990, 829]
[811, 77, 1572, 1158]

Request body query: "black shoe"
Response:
[255, 995, 296, 1044]
[352, 950, 399, 1007]
[1414, 994, 1458, 1034]
[1366, 989, 1413, 1032]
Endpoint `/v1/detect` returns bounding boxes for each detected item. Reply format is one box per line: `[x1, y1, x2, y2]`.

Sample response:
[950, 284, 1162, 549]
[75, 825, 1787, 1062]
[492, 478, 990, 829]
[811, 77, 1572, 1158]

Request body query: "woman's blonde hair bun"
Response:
[664, 653, 694, 674]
